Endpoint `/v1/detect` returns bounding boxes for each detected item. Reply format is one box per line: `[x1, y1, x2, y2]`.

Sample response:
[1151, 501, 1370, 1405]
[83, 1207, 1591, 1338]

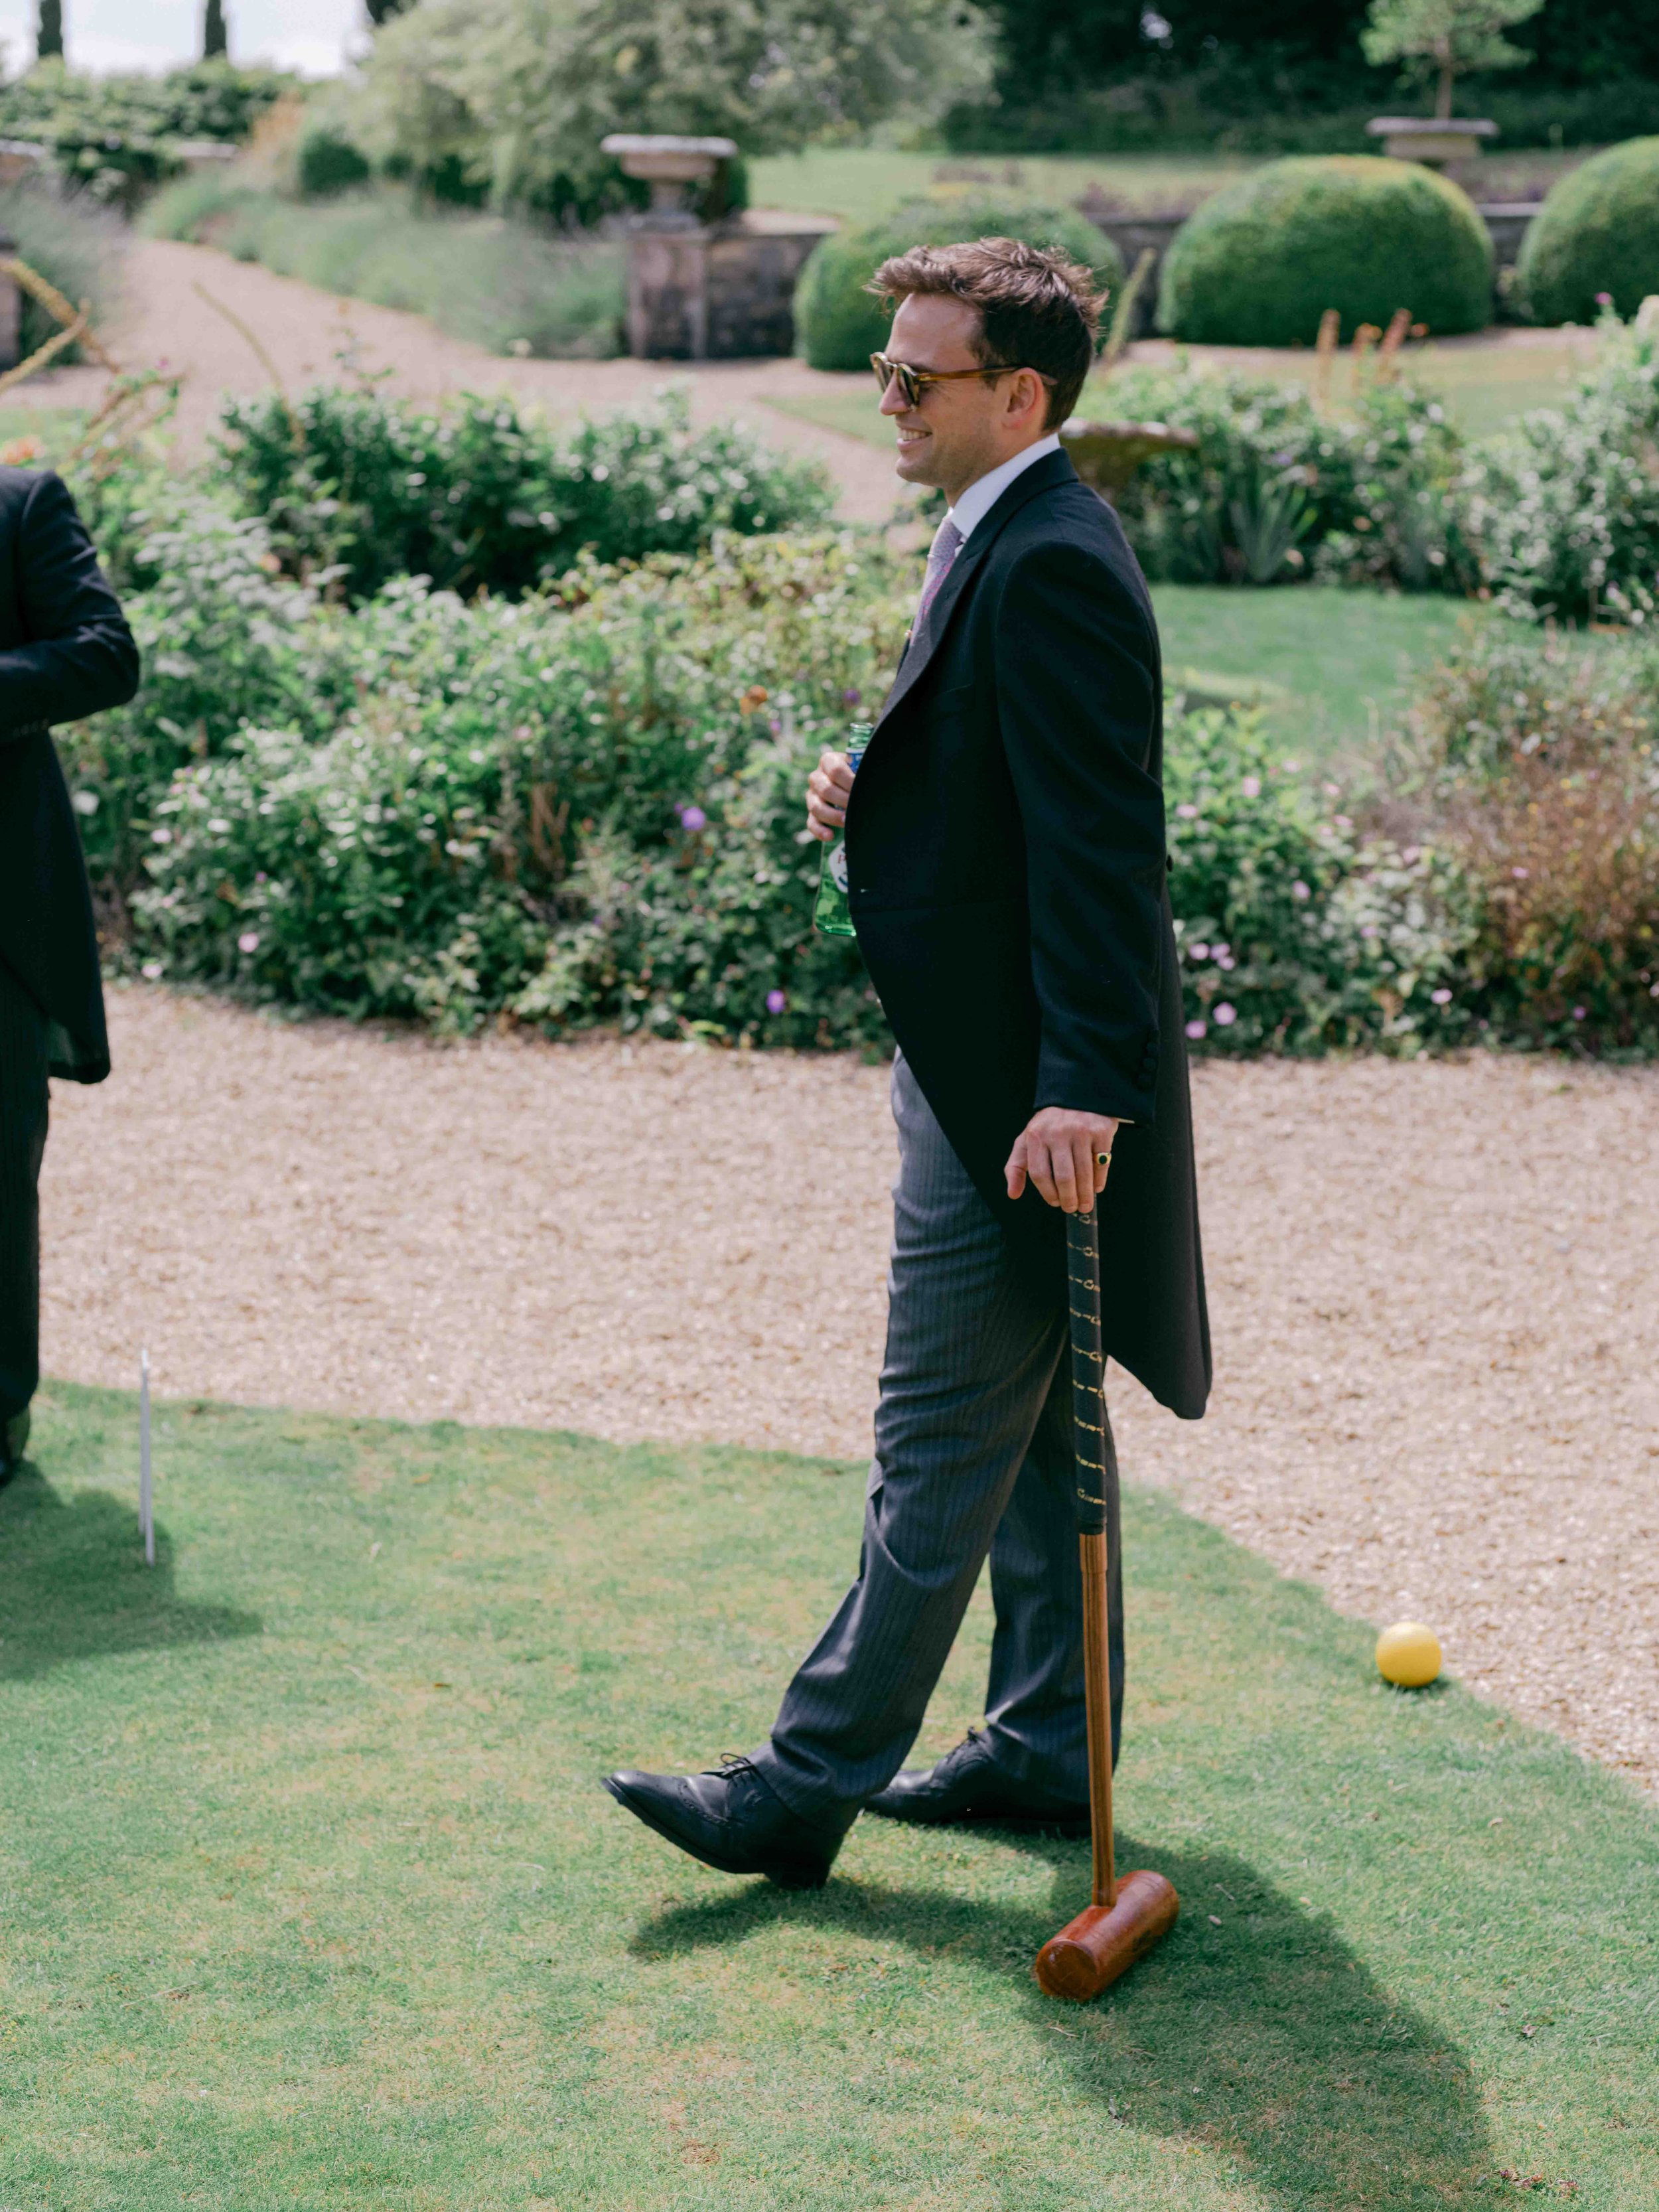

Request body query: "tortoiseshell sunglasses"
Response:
[870, 351, 1039, 408]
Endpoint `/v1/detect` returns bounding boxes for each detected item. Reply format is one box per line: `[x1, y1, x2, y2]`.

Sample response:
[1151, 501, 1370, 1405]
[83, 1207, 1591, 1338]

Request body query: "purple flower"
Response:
[1176, 802, 1199, 820]
[678, 804, 707, 831]
[1213, 1002, 1238, 1027]
[1189, 940, 1210, 961]
[1241, 775, 1262, 798]
[238, 931, 260, 954]
[1291, 879, 1311, 901]
[1597, 291, 1613, 307]
[842, 687, 861, 705]
[1572, 1005, 1586, 1020]
[1430, 987, 1452, 1005]
[766, 988, 787, 1015]
[1185, 1017, 1207, 1040]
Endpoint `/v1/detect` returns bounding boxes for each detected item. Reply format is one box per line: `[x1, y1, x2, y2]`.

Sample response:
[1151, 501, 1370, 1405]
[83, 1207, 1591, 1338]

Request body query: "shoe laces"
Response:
[709, 1751, 757, 1779]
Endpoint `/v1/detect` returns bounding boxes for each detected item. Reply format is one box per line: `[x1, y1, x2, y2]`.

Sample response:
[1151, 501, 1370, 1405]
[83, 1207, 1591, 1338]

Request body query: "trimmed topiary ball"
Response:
[794, 196, 1123, 374]
[1518, 137, 1659, 326]
[1157, 155, 1493, 347]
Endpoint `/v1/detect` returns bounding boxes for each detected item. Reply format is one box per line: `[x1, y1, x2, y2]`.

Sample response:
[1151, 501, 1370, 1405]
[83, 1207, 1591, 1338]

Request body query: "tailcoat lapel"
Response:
[875, 449, 1082, 734]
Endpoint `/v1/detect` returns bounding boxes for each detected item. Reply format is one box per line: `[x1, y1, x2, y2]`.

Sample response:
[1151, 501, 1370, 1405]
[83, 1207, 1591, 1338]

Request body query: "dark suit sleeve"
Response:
[0, 471, 140, 744]
[993, 538, 1167, 1126]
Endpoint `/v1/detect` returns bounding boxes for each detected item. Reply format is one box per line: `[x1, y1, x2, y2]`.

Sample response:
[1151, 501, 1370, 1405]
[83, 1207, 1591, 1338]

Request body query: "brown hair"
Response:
[867, 236, 1105, 430]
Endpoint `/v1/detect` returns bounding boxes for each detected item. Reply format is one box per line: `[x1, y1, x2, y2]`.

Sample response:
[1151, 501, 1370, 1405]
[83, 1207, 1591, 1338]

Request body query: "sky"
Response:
[0, 0, 364, 77]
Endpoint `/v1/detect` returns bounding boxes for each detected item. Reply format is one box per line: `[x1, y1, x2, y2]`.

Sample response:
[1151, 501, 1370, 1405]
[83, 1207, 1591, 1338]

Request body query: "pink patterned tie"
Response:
[912, 514, 964, 639]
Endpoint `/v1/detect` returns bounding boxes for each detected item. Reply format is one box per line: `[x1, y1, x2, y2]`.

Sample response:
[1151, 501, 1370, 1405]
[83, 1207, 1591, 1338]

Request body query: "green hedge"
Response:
[208, 382, 835, 603]
[1157, 156, 1494, 346]
[794, 194, 1123, 374]
[1518, 137, 1659, 325]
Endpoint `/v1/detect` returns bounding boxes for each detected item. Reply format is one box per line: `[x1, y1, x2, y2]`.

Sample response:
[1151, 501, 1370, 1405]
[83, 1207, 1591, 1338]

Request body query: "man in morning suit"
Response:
[0, 466, 141, 1479]
[605, 237, 1209, 1885]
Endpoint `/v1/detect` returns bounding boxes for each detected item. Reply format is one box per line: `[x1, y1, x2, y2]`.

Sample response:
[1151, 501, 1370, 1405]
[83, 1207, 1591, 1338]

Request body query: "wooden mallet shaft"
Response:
[1034, 1197, 1179, 2002]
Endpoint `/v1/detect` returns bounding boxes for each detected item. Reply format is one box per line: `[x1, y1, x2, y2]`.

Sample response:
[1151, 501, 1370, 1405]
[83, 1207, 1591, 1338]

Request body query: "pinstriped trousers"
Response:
[755, 1053, 1123, 1824]
[0, 954, 49, 1426]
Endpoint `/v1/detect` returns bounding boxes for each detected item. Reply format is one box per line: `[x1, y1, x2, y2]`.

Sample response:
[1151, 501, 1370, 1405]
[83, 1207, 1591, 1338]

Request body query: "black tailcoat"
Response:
[846, 449, 1210, 1419]
[0, 467, 141, 1084]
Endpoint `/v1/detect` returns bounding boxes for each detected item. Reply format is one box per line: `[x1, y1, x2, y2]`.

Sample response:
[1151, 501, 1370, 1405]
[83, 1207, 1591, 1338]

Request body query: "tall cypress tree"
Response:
[36, 0, 63, 62]
[203, 0, 228, 58]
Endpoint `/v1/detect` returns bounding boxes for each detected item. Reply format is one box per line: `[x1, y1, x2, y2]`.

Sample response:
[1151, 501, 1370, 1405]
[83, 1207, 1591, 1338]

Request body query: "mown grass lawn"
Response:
[2, 1383, 1654, 2210]
[747, 149, 1267, 227]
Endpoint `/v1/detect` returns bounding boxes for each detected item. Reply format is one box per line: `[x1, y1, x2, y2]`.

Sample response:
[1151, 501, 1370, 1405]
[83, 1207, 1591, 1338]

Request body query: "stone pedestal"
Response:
[0, 139, 44, 189]
[623, 211, 837, 360]
[1072, 198, 1183, 338]
[1366, 116, 1498, 167]
[601, 131, 835, 360]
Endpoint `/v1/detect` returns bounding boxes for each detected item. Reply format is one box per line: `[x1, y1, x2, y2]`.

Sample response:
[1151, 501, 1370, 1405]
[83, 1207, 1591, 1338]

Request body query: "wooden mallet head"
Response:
[1035, 1867, 1180, 2002]
[1034, 1201, 1179, 2002]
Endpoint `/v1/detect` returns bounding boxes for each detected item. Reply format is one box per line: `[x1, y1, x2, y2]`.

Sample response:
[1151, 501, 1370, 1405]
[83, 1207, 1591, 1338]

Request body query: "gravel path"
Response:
[43, 988, 1659, 1799]
[1, 238, 906, 521]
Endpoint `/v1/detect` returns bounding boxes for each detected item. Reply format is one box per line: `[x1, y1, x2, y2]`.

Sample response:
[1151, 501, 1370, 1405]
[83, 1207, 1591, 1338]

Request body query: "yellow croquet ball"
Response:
[1376, 1621, 1442, 1688]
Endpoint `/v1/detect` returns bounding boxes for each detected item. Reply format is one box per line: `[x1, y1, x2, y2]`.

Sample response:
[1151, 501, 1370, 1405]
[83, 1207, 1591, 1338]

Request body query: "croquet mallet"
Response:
[1033, 1195, 1179, 2001]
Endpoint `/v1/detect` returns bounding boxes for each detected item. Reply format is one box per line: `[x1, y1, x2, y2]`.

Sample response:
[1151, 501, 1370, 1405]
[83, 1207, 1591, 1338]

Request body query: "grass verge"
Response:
[1, 1382, 1653, 2208]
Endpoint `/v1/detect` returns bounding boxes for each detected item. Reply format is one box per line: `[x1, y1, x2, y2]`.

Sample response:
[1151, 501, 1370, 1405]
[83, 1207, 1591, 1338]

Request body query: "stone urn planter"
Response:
[1060, 417, 1199, 502]
[601, 131, 837, 359]
[1366, 115, 1497, 168]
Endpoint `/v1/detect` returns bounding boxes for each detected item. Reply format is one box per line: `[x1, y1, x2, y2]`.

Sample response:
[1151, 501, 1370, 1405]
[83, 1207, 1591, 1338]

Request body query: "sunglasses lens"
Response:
[872, 356, 922, 406]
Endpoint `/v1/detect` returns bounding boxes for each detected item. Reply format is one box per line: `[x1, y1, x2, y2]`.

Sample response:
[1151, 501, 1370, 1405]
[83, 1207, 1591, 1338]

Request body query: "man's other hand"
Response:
[1005, 1107, 1119, 1212]
[806, 749, 854, 843]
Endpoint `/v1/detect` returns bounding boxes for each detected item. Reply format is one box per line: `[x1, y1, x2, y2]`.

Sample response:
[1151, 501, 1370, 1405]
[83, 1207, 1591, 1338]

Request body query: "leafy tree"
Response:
[202, 0, 227, 60]
[355, 0, 991, 216]
[36, 0, 63, 62]
[1361, 0, 1542, 118]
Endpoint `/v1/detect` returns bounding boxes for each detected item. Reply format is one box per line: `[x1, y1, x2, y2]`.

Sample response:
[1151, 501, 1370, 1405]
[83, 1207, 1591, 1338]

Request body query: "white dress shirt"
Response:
[946, 431, 1062, 545]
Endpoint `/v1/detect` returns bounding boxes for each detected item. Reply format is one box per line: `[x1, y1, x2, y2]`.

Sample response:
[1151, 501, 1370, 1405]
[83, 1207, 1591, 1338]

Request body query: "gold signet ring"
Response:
[1095, 1151, 1111, 1166]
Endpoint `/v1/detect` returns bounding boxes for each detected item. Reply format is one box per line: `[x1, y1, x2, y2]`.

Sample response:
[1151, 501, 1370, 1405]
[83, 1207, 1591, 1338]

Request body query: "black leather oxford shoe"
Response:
[603, 1755, 851, 1889]
[865, 1729, 1091, 1835]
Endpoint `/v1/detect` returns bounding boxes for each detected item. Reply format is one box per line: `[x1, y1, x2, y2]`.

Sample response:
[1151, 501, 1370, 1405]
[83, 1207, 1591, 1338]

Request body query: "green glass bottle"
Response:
[813, 723, 873, 938]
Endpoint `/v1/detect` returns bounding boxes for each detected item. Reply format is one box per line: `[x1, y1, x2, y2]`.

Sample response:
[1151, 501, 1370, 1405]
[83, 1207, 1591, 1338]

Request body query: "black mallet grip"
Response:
[1066, 1205, 1110, 1536]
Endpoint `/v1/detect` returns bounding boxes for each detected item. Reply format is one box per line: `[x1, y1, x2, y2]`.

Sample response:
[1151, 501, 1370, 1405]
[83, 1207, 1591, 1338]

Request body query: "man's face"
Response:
[879, 292, 1046, 500]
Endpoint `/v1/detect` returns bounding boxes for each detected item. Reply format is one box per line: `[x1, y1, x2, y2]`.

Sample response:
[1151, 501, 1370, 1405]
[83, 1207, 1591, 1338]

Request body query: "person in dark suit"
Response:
[606, 238, 1209, 1887]
[0, 466, 141, 1479]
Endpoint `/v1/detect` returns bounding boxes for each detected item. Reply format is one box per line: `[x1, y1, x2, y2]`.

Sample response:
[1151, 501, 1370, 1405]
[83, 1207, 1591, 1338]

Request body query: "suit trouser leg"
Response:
[0, 958, 49, 1428]
[755, 1054, 1122, 1824]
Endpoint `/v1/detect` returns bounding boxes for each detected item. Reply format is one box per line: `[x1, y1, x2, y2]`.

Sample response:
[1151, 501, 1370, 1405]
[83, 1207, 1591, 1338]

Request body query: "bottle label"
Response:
[828, 842, 849, 892]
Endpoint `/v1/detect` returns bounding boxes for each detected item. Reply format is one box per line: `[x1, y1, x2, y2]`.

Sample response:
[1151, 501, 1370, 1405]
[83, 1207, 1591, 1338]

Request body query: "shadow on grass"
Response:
[0, 1465, 260, 1680]
[632, 1832, 1493, 2208]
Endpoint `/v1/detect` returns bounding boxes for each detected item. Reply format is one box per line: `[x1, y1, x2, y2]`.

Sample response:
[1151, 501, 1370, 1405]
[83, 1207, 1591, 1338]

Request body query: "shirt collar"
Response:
[946, 433, 1062, 546]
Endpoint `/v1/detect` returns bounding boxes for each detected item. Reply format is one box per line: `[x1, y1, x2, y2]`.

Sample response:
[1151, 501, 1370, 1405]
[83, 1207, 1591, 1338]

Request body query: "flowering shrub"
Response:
[1405, 623, 1659, 1049]
[106, 536, 910, 1034]
[56, 465, 1656, 1059]
[209, 381, 835, 603]
[1165, 701, 1473, 1053]
[1459, 311, 1659, 623]
[1103, 362, 1471, 591]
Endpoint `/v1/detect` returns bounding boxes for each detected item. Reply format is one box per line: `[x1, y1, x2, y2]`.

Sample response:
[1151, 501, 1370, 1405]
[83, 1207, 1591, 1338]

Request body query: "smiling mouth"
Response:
[896, 427, 928, 445]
